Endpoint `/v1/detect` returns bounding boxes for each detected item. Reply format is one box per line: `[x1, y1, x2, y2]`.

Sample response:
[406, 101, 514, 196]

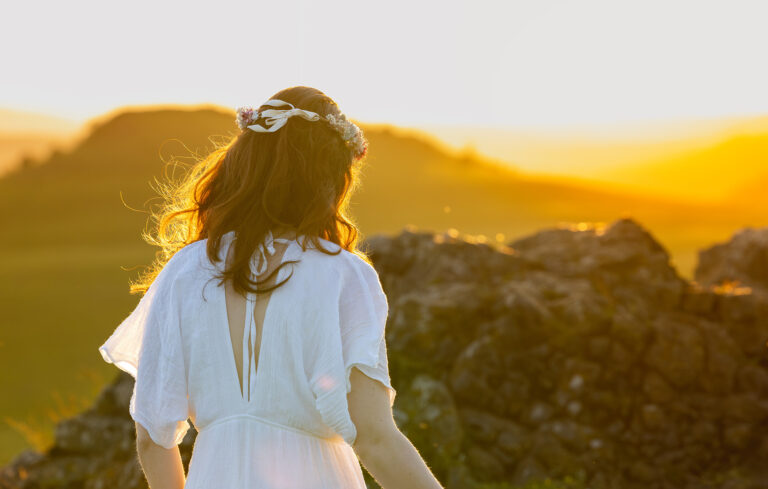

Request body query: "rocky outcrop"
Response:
[0, 369, 196, 489]
[3, 217, 768, 489]
[373, 218, 768, 488]
[695, 226, 768, 293]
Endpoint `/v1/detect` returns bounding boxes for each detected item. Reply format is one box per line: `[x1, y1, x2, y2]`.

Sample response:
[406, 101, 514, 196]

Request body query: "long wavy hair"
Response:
[129, 86, 371, 297]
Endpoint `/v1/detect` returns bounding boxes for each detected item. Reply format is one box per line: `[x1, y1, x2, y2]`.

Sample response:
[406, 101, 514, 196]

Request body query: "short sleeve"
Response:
[338, 257, 396, 406]
[311, 253, 396, 446]
[98, 252, 191, 449]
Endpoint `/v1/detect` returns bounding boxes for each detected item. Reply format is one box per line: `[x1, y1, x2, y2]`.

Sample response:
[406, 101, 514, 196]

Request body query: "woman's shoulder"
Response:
[170, 240, 207, 270]
[152, 240, 208, 287]
[302, 237, 375, 272]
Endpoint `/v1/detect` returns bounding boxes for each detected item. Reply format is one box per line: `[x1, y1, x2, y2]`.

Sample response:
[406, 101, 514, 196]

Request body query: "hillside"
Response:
[2, 105, 746, 256]
[0, 108, 81, 133]
[0, 108, 81, 176]
[421, 115, 768, 205]
[596, 129, 768, 204]
[729, 173, 768, 206]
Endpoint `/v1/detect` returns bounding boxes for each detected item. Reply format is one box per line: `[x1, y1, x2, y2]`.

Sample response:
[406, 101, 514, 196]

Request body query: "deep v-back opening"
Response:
[222, 231, 295, 402]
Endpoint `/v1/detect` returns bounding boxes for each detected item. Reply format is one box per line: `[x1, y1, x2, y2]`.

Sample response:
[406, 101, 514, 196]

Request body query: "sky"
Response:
[1, 0, 767, 131]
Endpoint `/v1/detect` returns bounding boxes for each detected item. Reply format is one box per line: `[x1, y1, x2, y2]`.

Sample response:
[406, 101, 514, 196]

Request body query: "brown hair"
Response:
[129, 86, 371, 297]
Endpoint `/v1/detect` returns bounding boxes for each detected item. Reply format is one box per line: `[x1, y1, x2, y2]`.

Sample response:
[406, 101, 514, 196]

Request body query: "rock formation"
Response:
[696, 226, 768, 294]
[3, 217, 768, 489]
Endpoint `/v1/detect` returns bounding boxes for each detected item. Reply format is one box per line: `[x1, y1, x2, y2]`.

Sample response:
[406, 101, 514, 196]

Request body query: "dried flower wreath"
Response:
[236, 99, 368, 160]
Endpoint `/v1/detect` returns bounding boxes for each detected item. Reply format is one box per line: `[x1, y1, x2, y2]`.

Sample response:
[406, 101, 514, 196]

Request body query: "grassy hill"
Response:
[595, 123, 768, 203]
[0, 108, 81, 177]
[0, 105, 765, 465]
[422, 115, 768, 205]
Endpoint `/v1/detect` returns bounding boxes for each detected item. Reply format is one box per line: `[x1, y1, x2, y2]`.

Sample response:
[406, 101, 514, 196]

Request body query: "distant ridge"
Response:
[0, 107, 81, 135]
[0, 108, 83, 176]
[418, 114, 768, 204]
[0, 104, 758, 269]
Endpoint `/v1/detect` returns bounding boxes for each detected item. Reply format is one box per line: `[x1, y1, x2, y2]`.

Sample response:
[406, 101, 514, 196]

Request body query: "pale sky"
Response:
[1, 0, 766, 130]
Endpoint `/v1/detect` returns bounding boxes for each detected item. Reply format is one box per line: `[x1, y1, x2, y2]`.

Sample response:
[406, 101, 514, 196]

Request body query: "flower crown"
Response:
[235, 99, 368, 160]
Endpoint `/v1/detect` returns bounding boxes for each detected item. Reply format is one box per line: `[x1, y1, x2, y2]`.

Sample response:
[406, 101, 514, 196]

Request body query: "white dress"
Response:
[98, 230, 397, 489]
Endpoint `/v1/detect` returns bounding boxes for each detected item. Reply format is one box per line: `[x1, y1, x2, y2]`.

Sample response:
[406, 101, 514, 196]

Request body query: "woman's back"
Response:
[99, 85, 443, 488]
[99, 229, 396, 488]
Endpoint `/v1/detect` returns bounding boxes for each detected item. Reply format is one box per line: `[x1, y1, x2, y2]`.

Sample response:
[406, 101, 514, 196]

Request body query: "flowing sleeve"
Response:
[98, 252, 191, 449]
[312, 253, 396, 446]
[339, 256, 396, 404]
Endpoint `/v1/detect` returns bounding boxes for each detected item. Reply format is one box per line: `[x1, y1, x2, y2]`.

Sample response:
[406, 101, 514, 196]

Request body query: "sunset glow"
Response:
[2, 0, 766, 129]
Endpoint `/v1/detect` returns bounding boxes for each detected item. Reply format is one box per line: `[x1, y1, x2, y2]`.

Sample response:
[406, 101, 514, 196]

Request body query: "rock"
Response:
[723, 423, 753, 451]
[6, 218, 768, 488]
[458, 407, 528, 447]
[695, 227, 768, 292]
[526, 401, 555, 425]
[689, 420, 718, 446]
[680, 281, 718, 316]
[466, 445, 505, 481]
[397, 375, 464, 480]
[443, 462, 479, 489]
[627, 459, 660, 482]
[610, 306, 653, 352]
[541, 420, 597, 453]
[496, 423, 527, 458]
[509, 217, 687, 315]
[639, 404, 667, 430]
[722, 393, 768, 423]
[564, 358, 602, 387]
[53, 413, 135, 454]
[644, 314, 706, 389]
[587, 336, 612, 360]
[715, 292, 768, 357]
[735, 363, 768, 395]
[643, 371, 676, 404]
[529, 431, 582, 477]
[450, 335, 508, 415]
[388, 283, 490, 369]
[697, 320, 743, 395]
[510, 455, 548, 487]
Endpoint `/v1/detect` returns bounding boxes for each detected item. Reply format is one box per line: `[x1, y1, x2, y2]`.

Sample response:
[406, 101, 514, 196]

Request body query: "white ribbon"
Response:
[251, 229, 295, 275]
[242, 229, 296, 401]
[246, 99, 321, 133]
[243, 292, 256, 401]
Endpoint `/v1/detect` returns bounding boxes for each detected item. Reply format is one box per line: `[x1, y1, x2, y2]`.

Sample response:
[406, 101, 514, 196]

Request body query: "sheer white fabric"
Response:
[98, 230, 396, 488]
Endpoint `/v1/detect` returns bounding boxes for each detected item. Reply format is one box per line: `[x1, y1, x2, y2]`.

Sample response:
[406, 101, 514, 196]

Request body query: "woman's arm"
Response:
[347, 367, 444, 489]
[135, 422, 186, 489]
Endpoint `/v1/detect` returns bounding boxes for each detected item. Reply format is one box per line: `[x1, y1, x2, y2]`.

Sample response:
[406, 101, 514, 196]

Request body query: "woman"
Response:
[98, 86, 444, 489]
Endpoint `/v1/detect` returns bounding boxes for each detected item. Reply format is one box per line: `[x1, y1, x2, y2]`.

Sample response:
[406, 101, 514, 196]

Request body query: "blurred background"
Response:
[1, 0, 767, 482]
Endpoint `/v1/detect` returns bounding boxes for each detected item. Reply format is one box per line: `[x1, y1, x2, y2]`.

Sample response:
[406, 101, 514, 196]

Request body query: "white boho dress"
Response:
[98, 230, 396, 489]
